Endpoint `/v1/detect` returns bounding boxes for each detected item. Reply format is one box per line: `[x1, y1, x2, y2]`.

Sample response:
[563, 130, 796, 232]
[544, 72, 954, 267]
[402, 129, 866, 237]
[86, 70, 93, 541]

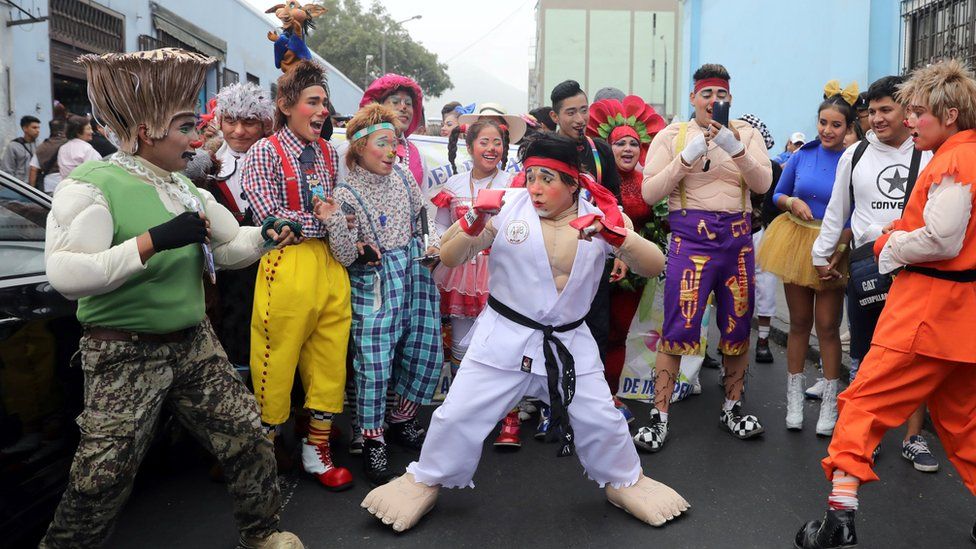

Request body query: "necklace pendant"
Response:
[379, 213, 388, 227]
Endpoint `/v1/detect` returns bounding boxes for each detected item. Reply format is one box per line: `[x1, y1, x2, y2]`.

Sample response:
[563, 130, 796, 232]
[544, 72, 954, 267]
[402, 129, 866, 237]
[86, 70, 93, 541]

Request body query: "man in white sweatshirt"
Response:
[811, 75, 938, 473]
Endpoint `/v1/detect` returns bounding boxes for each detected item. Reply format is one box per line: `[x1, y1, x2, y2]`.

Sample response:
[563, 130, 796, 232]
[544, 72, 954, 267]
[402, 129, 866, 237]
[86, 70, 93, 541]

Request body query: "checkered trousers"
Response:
[350, 240, 442, 430]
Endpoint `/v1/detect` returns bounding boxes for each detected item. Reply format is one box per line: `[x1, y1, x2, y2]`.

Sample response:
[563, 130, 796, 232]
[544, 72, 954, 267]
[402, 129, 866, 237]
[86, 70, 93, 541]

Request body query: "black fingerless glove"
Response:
[148, 211, 207, 252]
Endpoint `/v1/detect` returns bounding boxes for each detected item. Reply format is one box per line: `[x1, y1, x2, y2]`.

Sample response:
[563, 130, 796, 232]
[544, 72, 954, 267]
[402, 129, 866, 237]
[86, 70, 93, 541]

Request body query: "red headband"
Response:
[523, 156, 624, 229]
[609, 125, 640, 145]
[694, 77, 730, 94]
[523, 157, 580, 180]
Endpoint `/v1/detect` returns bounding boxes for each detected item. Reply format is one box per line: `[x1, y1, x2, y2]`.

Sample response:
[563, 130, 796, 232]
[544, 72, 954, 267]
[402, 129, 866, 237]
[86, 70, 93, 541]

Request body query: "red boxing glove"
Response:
[431, 190, 454, 208]
[570, 213, 627, 247]
[459, 189, 506, 236]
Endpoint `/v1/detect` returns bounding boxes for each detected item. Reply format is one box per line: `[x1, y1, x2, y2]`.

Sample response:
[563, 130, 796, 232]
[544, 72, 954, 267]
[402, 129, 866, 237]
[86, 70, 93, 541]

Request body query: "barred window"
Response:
[902, 0, 976, 70]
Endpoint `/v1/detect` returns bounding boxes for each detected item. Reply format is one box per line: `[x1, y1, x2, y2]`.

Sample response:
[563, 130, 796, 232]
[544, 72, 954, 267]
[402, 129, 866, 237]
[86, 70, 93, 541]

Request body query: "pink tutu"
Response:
[433, 253, 490, 317]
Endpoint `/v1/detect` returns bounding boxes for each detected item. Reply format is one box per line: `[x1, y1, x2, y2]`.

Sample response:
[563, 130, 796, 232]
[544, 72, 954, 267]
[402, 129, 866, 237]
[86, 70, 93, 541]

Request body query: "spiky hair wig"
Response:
[78, 48, 214, 154]
[215, 82, 274, 123]
[274, 60, 329, 130]
[898, 58, 976, 131]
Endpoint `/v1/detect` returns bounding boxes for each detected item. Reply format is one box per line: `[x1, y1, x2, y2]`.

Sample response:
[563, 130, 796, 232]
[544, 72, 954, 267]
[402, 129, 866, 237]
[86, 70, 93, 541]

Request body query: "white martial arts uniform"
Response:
[406, 191, 643, 489]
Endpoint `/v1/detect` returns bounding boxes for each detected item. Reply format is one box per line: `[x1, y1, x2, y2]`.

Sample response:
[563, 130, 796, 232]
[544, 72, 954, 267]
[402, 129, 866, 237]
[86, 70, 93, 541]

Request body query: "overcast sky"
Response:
[249, 0, 534, 116]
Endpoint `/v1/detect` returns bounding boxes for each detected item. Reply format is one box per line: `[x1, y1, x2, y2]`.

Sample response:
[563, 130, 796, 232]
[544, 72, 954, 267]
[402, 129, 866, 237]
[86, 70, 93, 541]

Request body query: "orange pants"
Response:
[822, 345, 976, 494]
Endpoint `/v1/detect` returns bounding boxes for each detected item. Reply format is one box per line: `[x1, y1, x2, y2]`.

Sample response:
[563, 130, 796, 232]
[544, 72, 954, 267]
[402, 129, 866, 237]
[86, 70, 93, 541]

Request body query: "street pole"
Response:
[365, 55, 374, 88]
[381, 15, 422, 75]
[660, 36, 668, 118]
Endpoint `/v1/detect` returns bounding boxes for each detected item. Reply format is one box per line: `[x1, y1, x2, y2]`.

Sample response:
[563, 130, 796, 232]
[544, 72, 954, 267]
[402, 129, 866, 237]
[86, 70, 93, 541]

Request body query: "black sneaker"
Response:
[755, 337, 774, 363]
[902, 434, 940, 473]
[387, 417, 426, 452]
[970, 518, 975, 544]
[363, 438, 398, 486]
[794, 509, 858, 549]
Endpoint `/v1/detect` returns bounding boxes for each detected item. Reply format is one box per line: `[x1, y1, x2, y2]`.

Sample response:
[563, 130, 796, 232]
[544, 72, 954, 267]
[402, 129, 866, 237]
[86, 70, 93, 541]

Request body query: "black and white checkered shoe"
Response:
[720, 404, 764, 439]
[633, 408, 669, 453]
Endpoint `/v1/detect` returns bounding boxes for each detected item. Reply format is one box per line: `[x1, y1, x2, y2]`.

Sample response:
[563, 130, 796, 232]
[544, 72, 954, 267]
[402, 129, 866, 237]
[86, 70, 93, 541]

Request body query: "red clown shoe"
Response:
[302, 438, 354, 491]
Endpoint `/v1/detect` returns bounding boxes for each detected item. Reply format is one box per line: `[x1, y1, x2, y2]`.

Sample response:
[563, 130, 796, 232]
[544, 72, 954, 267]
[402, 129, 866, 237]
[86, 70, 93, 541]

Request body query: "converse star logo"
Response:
[876, 163, 910, 200]
[505, 220, 529, 244]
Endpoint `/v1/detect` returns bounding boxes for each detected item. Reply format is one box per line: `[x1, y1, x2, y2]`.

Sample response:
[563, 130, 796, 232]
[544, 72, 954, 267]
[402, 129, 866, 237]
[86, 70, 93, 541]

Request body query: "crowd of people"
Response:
[10, 38, 974, 548]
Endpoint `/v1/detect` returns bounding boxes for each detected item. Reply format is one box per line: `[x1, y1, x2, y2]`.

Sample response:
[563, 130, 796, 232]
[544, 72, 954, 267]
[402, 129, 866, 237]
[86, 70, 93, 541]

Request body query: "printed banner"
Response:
[332, 129, 523, 190]
[616, 277, 709, 404]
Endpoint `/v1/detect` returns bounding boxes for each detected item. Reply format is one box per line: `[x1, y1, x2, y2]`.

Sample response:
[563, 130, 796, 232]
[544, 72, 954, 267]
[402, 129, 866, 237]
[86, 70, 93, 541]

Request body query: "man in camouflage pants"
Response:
[40, 48, 303, 548]
[41, 322, 284, 547]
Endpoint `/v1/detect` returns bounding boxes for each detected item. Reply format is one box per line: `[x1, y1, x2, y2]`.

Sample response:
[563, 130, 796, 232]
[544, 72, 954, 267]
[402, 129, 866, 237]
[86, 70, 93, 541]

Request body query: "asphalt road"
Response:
[109, 338, 974, 549]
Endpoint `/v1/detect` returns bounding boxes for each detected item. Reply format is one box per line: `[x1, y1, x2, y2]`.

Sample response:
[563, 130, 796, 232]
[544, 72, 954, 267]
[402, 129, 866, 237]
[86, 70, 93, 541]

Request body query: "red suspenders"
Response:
[268, 135, 336, 211]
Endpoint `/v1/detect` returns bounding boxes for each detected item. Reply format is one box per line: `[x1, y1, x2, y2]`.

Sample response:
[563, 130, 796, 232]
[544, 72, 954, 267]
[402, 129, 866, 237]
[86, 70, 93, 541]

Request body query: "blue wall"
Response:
[678, 0, 901, 154]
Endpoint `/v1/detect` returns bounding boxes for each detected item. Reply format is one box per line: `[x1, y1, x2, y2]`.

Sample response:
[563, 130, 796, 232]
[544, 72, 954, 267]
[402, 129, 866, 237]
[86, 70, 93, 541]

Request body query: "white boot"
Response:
[786, 372, 805, 430]
[816, 378, 840, 436]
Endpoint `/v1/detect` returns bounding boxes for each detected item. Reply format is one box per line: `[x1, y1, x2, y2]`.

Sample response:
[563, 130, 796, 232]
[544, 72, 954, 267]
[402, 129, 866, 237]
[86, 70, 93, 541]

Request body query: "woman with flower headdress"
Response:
[758, 81, 858, 437]
[586, 95, 666, 422]
[431, 104, 526, 446]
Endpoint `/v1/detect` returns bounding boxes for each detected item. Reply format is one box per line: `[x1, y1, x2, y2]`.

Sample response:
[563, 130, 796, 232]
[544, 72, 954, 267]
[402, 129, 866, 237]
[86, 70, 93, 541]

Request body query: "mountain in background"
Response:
[428, 61, 528, 119]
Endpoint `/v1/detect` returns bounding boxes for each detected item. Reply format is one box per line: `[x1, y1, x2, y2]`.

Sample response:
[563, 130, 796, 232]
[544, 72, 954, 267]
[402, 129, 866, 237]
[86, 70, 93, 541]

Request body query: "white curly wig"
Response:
[214, 82, 275, 123]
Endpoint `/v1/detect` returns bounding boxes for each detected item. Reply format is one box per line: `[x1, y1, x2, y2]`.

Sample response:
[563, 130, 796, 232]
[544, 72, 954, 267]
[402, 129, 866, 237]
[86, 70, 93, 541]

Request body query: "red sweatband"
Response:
[522, 157, 580, 180]
[609, 125, 640, 144]
[694, 78, 730, 94]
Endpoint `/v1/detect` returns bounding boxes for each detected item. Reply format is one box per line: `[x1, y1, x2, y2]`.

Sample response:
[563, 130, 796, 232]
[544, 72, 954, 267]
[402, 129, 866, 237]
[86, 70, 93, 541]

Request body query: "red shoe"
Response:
[301, 438, 354, 491]
[493, 411, 522, 449]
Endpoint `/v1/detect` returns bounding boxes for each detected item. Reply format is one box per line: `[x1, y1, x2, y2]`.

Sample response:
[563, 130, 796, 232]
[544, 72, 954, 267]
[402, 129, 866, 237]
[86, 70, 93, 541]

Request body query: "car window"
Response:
[0, 183, 47, 279]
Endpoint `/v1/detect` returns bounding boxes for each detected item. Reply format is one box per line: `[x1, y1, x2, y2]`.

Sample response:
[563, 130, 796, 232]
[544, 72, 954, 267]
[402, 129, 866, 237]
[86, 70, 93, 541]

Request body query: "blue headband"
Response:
[351, 122, 396, 141]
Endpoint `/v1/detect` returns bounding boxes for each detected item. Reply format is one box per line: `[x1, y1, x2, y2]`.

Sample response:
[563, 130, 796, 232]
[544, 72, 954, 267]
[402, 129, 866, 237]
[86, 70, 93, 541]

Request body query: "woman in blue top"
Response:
[758, 88, 857, 438]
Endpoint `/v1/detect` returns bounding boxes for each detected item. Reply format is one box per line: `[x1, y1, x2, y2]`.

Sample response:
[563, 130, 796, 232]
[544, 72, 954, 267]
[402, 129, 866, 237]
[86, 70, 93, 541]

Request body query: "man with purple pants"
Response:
[632, 63, 772, 452]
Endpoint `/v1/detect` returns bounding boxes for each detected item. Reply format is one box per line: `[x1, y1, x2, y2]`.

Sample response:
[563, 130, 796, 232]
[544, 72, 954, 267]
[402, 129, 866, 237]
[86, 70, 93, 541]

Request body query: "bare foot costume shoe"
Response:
[605, 475, 690, 527]
[361, 473, 439, 532]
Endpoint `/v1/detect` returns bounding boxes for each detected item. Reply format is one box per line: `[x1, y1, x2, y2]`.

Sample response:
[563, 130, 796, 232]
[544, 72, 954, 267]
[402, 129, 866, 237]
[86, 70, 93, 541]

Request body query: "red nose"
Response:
[189, 139, 204, 148]
[902, 120, 911, 128]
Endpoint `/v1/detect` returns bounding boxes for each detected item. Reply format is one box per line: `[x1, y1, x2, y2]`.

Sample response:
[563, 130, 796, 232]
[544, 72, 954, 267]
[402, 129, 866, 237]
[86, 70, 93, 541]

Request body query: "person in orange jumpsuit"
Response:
[795, 58, 976, 549]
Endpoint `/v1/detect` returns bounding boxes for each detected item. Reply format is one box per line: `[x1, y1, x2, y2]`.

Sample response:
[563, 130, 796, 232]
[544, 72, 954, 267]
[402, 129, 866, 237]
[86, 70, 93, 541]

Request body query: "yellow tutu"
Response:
[758, 214, 848, 290]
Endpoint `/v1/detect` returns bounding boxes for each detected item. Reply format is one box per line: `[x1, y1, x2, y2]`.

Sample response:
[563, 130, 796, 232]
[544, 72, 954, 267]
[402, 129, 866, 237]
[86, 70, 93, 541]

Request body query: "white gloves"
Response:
[712, 125, 745, 157]
[680, 133, 708, 165]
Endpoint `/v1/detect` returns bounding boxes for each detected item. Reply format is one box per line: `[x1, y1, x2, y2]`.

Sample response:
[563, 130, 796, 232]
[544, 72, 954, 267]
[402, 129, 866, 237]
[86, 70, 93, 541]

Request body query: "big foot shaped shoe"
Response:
[605, 475, 690, 527]
[361, 473, 439, 533]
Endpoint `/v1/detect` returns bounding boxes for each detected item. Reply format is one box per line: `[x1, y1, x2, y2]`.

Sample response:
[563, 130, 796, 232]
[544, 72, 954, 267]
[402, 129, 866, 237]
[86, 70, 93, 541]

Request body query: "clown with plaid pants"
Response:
[319, 108, 442, 486]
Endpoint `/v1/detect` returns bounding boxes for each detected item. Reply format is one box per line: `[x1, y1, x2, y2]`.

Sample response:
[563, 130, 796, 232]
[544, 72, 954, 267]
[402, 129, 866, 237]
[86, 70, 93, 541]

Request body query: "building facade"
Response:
[1, 0, 362, 143]
[901, 0, 976, 71]
[529, 0, 680, 118]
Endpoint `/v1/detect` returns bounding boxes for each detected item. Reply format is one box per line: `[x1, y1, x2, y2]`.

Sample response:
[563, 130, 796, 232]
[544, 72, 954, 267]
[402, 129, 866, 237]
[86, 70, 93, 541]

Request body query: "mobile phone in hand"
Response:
[711, 100, 730, 127]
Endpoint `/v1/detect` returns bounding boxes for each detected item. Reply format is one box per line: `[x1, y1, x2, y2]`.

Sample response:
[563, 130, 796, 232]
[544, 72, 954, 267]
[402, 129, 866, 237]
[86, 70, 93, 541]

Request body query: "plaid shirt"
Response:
[241, 126, 339, 239]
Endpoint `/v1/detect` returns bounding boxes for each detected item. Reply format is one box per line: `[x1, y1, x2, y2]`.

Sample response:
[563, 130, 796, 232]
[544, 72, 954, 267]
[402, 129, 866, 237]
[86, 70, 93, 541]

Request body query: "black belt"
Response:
[903, 265, 976, 282]
[488, 295, 584, 458]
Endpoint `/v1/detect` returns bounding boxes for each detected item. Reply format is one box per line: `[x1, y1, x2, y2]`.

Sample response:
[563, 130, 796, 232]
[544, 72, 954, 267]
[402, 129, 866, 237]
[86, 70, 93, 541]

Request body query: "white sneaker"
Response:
[786, 372, 805, 430]
[692, 378, 702, 395]
[816, 379, 840, 436]
[805, 377, 826, 400]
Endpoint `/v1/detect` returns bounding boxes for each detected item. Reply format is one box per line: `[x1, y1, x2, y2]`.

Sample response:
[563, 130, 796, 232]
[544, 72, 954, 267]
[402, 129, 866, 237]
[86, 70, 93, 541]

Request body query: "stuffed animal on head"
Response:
[266, 1, 327, 73]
